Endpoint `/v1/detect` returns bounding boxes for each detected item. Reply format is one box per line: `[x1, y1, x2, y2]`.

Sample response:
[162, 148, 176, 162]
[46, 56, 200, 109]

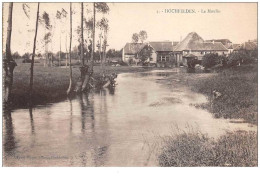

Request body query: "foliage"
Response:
[22, 3, 30, 19]
[44, 32, 52, 44]
[138, 45, 153, 62]
[55, 51, 67, 60]
[190, 64, 258, 124]
[41, 11, 52, 30]
[139, 30, 148, 43]
[250, 49, 258, 58]
[12, 52, 21, 59]
[97, 17, 109, 32]
[107, 49, 122, 58]
[228, 51, 254, 67]
[84, 17, 94, 38]
[201, 53, 219, 68]
[131, 30, 148, 43]
[22, 52, 30, 59]
[217, 54, 228, 66]
[132, 33, 139, 43]
[158, 131, 257, 167]
[95, 2, 110, 14]
[56, 8, 68, 20]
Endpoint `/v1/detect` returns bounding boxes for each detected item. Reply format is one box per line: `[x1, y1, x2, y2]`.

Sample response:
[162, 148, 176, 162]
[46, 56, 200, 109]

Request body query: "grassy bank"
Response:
[158, 131, 257, 167]
[11, 62, 152, 108]
[189, 64, 258, 124]
[160, 64, 257, 124]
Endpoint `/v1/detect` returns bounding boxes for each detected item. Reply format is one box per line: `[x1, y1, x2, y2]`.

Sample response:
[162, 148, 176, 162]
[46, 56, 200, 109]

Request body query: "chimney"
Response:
[213, 40, 215, 44]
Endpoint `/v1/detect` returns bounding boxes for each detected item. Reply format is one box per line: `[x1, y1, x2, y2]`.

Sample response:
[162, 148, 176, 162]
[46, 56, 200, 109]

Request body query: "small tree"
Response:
[139, 30, 147, 43]
[138, 45, 153, 63]
[132, 33, 139, 43]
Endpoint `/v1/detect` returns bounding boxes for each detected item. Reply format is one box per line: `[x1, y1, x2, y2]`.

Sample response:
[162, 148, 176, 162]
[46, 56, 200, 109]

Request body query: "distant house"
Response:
[174, 32, 229, 66]
[137, 41, 178, 66]
[206, 39, 234, 54]
[206, 39, 232, 49]
[122, 43, 146, 64]
[233, 41, 257, 58]
[234, 41, 257, 51]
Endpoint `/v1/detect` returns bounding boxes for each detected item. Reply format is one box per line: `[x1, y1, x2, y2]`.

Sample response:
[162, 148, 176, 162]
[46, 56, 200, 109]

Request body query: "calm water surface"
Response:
[3, 69, 256, 166]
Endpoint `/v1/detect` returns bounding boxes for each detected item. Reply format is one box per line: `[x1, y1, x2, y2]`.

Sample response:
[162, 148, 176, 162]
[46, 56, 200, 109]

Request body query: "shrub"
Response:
[228, 51, 254, 67]
[201, 53, 219, 68]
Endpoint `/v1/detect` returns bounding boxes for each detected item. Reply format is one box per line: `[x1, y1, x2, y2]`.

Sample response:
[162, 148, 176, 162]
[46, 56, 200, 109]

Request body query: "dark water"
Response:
[3, 70, 256, 166]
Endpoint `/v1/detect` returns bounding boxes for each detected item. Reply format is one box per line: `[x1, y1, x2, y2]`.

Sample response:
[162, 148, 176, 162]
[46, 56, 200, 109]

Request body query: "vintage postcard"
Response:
[2, 2, 258, 167]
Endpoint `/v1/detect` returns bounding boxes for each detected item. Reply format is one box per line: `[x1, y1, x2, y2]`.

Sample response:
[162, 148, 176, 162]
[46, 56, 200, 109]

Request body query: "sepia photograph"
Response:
[1, 1, 258, 168]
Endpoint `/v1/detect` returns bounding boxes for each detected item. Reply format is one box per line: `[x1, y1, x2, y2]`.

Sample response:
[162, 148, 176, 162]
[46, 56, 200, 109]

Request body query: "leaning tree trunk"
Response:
[3, 2, 16, 107]
[29, 2, 40, 103]
[81, 2, 95, 92]
[67, 2, 73, 95]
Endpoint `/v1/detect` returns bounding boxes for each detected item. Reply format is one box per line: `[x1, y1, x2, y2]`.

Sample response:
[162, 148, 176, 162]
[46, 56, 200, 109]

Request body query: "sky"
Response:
[2, 2, 257, 55]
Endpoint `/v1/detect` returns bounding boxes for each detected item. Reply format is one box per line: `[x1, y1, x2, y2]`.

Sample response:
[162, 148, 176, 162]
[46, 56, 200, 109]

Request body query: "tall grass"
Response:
[158, 130, 257, 167]
[190, 64, 258, 124]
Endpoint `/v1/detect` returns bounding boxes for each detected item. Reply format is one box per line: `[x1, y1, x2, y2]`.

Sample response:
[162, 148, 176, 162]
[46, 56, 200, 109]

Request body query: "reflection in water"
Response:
[29, 108, 35, 135]
[3, 70, 257, 166]
[68, 97, 73, 132]
[3, 110, 16, 153]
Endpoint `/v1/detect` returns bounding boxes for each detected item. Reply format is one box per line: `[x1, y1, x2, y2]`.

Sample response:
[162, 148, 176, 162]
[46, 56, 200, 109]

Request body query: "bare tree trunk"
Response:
[81, 2, 95, 92]
[59, 33, 61, 67]
[3, 2, 16, 107]
[29, 2, 40, 102]
[80, 2, 84, 66]
[103, 30, 107, 66]
[92, 2, 95, 70]
[99, 34, 103, 71]
[67, 2, 73, 95]
[65, 34, 68, 68]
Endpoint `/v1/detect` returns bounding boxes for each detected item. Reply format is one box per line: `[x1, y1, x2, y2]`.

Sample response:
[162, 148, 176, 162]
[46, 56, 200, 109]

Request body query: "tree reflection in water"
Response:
[3, 110, 16, 154]
[29, 108, 35, 135]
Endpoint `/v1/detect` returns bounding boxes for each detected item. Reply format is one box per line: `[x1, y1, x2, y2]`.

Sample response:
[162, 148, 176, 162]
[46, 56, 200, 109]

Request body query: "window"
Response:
[161, 56, 166, 62]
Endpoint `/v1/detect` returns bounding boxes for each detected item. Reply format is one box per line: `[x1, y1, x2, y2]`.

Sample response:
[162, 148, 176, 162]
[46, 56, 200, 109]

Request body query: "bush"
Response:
[228, 51, 254, 67]
[158, 131, 257, 167]
[201, 53, 219, 69]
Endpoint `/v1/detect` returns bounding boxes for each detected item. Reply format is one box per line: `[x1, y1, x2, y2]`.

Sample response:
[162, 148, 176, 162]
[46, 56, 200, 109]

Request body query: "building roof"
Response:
[232, 44, 241, 50]
[149, 41, 178, 52]
[123, 43, 146, 55]
[234, 42, 257, 51]
[183, 53, 197, 58]
[174, 32, 228, 52]
[206, 39, 232, 46]
[243, 42, 257, 50]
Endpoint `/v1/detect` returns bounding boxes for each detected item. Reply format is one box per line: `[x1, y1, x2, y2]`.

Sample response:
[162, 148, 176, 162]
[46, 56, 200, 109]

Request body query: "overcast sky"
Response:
[2, 2, 257, 55]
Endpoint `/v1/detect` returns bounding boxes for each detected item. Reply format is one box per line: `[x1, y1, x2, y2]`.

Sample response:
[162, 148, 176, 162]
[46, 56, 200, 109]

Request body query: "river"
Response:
[3, 69, 256, 166]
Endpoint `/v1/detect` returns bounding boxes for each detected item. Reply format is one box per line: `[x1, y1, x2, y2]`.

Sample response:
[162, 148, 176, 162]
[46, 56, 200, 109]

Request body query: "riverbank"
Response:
[160, 64, 258, 124]
[157, 64, 258, 167]
[10, 63, 153, 109]
[158, 130, 257, 167]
